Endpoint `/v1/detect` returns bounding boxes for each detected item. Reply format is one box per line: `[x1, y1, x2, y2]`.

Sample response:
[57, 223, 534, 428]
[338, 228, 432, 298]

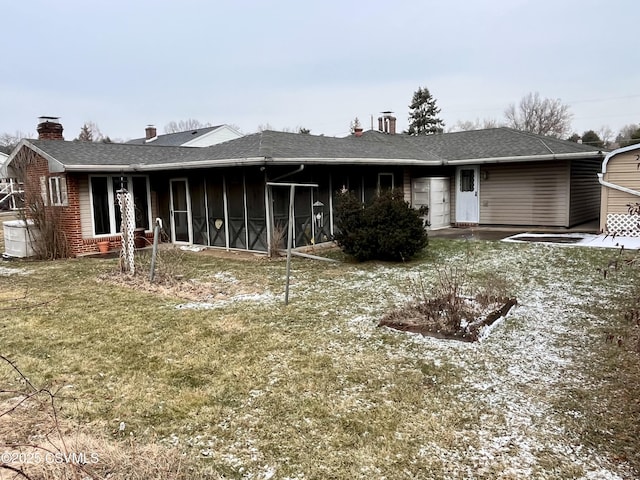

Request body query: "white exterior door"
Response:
[411, 177, 451, 230]
[170, 178, 192, 243]
[429, 178, 451, 229]
[455, 167, 479, 224]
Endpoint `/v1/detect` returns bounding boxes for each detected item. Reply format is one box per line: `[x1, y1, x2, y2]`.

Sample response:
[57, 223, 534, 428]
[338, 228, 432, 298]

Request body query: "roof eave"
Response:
[601, 142, 640, 174]
[445, 151, 603, 165]
[266, 157, 442, 166]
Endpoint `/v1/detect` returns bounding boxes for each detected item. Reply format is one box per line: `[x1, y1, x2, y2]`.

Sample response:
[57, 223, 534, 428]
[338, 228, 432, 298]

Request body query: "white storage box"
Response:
[3, 219, 36, 257]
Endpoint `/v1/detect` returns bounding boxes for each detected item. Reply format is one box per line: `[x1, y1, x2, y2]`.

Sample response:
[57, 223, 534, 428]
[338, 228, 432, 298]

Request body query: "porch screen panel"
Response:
[245, 171, 267, 251]
[294, 187, 312, 247]
[271, 187, 290, 252]
[190, 179, 208, 245]
[132, 177, 150, 230]
[226, 173, 246, 249]
[206, 176, 226, 247]
[313, 174, 331, 244]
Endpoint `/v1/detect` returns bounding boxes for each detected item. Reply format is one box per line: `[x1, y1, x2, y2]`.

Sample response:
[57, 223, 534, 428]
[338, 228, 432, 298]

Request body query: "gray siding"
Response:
[478, 161, 570, 226]
[569, 159, 601, 226]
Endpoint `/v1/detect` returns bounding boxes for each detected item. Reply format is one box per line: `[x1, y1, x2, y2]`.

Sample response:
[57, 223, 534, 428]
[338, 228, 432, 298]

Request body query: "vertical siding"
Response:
[78, 175, 93, 237]
[402, 168, 411, 203]
[478, 161, 569, 226]
[569, 159, 601, 226]
[603, 150, 640, 215]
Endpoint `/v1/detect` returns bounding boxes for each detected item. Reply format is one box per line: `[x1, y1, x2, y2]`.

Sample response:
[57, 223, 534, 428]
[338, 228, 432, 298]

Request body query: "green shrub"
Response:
[334, 190, 428, 261]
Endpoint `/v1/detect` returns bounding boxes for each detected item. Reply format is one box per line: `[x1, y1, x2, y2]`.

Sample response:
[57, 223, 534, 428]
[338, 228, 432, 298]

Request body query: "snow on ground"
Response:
[0, 265, 30, 276]
[335, 244, 634, 478]
[166, 240, 636, 478]
[503, 232, 640, 250]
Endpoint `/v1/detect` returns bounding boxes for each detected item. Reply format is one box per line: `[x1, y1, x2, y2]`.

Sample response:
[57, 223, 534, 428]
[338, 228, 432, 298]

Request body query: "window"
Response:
[460, 169, 475, 192]
[90, 175, 151, 236]
[41, 176, 68, 206]
[378, 173, 394, 193]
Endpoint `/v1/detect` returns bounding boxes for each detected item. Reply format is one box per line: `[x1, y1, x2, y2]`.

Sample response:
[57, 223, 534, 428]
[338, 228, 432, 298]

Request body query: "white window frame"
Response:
[89, 174, 152, 237]
[377, 172, 395, 193]
[48, 176, 68, 206]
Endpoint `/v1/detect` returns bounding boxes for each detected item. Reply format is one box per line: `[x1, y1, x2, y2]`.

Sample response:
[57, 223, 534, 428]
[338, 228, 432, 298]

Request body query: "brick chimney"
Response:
[145, 125, 157, 140]
[37, 116, 64, 140]
[378, 111, 396, 135]
[354, 127, 363, 137]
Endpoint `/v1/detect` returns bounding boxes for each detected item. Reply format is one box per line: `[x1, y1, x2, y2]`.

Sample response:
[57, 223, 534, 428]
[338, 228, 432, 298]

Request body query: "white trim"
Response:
[222, 175, 230, 251]
[446, 151, 603, 165]
[169, 178, 193, 244]
[88, 174, 152, 237]
[377, 172, 394, 193]
[600, 142, 640, 174]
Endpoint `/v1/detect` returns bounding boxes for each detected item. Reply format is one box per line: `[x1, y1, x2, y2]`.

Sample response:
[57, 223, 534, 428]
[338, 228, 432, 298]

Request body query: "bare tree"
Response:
[504, 92, 572, 138]
[164, 119, 212, 134]
[614, 123, 640, 147]
[0, 131, 32, 153]
[449, 118, 501, 132]
[597, 125, 614, 148]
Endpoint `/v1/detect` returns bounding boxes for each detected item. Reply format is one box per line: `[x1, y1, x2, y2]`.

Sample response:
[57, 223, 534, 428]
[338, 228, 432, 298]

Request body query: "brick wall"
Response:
[22, 154, 121, 257]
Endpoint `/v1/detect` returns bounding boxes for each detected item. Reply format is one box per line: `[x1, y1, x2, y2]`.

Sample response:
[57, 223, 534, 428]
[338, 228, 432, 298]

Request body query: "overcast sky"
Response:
[1, 0, 639, 142]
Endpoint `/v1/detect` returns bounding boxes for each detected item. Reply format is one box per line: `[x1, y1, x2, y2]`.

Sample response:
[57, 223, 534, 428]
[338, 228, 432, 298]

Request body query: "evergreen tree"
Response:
[407, 86, 445, 135]
[76, 124, 93, 142]
[581, 130, 604, 148]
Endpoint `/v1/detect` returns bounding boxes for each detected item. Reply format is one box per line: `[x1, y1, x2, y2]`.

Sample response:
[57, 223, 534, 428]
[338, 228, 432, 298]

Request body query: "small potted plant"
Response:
[97, 240, 110, 253]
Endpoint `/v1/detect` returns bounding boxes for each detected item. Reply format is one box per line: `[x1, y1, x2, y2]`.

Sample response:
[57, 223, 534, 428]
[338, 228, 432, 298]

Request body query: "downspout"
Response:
[271, 164, 304, 182]
[597, 173, 640, 197]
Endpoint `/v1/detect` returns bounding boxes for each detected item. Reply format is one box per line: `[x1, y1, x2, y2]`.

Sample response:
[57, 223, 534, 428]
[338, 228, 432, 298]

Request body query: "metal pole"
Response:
[149, 218, 161, 282]
[284, 184, 296, 305]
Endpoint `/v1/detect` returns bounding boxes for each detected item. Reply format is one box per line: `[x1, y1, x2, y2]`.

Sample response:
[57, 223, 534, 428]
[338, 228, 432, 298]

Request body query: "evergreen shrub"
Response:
[334, 190, 428, 261]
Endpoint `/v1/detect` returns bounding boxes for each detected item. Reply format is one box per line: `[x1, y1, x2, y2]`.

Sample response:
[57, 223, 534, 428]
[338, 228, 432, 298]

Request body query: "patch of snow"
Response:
[175, 292, 277, 309]
[0, 266, 30, 276]
[503, 232, 640, 250]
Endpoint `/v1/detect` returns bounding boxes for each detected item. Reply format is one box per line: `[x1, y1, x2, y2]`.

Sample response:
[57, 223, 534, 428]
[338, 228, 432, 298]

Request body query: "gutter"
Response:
[61, 156, 442, 172]
[445, 151, 603, 165]
[597, 173, 640, 197]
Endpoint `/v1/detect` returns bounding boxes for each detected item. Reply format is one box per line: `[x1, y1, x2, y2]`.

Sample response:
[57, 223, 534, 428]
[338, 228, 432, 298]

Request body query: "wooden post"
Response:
[149, 218, 161, 283]
[285, 184, 296, 305]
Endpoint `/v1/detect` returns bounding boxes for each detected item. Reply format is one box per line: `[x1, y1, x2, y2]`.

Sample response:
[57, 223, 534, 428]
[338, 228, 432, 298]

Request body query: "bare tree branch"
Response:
[504, 92, 572, 138]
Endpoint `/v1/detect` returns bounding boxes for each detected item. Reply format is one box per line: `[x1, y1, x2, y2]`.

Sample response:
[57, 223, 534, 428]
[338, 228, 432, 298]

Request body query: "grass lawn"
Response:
[1, 237, 640, 479]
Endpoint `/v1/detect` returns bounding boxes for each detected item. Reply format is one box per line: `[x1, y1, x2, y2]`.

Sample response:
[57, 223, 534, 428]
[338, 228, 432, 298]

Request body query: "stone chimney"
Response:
[37, 116, 64, 140]
[145, 125, 157, 140]
[378, 111, 396, 135]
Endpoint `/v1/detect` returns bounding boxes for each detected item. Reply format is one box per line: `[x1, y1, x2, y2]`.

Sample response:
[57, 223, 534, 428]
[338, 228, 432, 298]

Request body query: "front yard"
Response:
[1, 238, 639, 479]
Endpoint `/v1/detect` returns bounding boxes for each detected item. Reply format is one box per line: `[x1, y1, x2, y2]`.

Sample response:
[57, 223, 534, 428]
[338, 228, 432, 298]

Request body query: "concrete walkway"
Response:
[428, 220, 600, 241]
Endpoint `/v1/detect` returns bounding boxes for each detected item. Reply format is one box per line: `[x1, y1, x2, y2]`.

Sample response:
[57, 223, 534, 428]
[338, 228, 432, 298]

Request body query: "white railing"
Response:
[0, 178, 24, 210]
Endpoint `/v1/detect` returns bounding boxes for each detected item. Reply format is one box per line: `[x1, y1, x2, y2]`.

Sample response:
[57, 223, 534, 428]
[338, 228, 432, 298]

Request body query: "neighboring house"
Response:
[598, 143, 640, 235]
[126, 124, 243, 147]
[0, 152, 8, 178]
[5, 115, 605, 256]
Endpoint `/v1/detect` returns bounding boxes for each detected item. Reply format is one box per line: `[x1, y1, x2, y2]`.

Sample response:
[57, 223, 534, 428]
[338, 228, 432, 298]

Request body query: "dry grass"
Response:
[0, 239, 639, 478]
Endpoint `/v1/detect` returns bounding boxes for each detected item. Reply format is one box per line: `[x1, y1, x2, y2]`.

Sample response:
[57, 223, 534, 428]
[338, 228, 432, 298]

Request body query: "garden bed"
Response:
[379, 295, 517, 342]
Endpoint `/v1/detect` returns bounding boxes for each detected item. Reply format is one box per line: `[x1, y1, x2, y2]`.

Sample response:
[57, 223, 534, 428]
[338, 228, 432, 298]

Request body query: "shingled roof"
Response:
[9, 128, 605, 173]
[126, 125, 224, 146]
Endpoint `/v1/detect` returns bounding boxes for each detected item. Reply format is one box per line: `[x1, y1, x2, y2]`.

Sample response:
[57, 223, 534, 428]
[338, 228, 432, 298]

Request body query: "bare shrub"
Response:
[269, 221, 286, 257]
[11, 148, 70, 260]
[380, 261, 516, 341]
[0, 355, 198, 480]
